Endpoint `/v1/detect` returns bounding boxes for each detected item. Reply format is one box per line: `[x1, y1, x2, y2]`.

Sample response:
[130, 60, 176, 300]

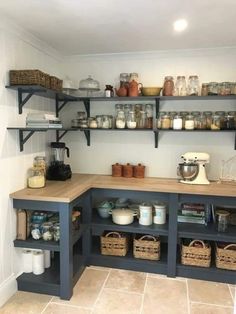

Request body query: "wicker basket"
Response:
[9, 70, 50, 88]
[181, 239, 211, 267]
[215, 242, 236, 271]
[100, 231, 129, 256]
[50, 76, 63, 91]
[133, 234, 160, 260]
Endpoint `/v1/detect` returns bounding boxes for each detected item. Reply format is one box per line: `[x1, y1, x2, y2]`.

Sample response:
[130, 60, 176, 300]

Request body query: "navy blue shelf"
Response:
[14, 238, 60, 251]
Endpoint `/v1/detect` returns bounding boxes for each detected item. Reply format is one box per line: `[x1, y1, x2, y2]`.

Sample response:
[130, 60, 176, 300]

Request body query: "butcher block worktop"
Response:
[10, 174, 236, 203]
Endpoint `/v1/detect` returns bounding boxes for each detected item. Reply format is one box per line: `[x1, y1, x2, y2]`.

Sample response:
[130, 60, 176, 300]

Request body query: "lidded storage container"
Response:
[163, 76, 174, 96]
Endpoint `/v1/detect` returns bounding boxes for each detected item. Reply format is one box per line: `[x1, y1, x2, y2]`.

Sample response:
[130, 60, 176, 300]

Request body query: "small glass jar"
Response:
[208, 82, 218, 95]
[222, 115, 235, 130]
[215, 111, 225, 128]
[156, 111, 166, 129]
[169, 111, 178, 129]
[211, 115, 221, 130]
[31, 223, 42, 240]
[216, 210, 230, 232]
[120, 73, 130, 87]
[77, 111, 86, 120]
[201, 83, 209, 96]
[88, 117, 97, 128]
[218, 82, 231, 96]
[195, 113, 207, 129]
[180, 111, 188, 126]
[129, 73, 139, 82]
[191, 111, 201, 128]
[127, 111, 136, 129]
[28, 167, 45, 189]
[116, 110, 126, 129]
[115, 104, 124, 114]
[228, 111, 236, 125]
[31, 211, 47, 224]
[163, 76, 174, 96]
[102, 115, 110, 129]
[173, 115, 183, 130]
[161, 114, 171, 129]
[42, 222, 53, 241]
[184, 114, 195, 130]
[53, 223, 60, 242]
[138, 111, 147, 128]
[187, 75, 200, 96]
[96, 115, 103, 128]
[203, 111, 213, 129]
[79, 119, 88, 128]
[175, 76, 187, 96]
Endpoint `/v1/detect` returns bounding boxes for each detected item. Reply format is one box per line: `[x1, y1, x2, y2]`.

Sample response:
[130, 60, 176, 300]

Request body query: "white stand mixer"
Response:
[179, 152, 210, 185]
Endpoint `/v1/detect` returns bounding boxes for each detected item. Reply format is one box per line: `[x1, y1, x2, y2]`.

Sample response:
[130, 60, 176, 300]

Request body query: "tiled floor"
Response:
[0, 266, 235, 314]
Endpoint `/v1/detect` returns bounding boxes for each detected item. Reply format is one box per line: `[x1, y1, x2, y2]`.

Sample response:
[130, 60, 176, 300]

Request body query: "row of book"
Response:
[178, 203, 213, 225]
[26, 113, 62, 129]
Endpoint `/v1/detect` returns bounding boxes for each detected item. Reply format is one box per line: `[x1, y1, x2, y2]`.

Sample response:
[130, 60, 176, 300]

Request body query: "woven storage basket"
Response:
[133, 235, 160, 260]
[215, 242, 236, 270]
[100, 231, 129, 256]
[50, 76, 63, 91]
[9, 70, 49, 87]
[181, 239, 211, 267]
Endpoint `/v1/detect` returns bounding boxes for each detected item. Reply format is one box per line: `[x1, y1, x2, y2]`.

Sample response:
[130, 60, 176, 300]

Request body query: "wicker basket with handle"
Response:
[9, 70, 50, 88]
[215, 242, 236, 270]
[100, 231, 129, 256]
[181, 239, 211, 267]
[133, 234, 160, 260]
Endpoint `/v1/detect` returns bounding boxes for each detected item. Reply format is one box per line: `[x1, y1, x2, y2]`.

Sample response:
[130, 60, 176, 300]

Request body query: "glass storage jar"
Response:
[201, 83, 209, 96]
[222, 114, 235, 130]
[180, 111, 188, 127]
[163, 76, 174, 96]
[211, 115, 221, 130]
[102, 115, 110, 129]
[161, 114, 171, 129]
[156, 111, 166, 129]
[34, 156, 46, 174]
[173, 114, 183, 130]
[208, 82, 218, 95]
[218, 82, 231, 96]
[42, 222, 53, 241]
[31, 223, 42, 240]
[120, 73, 130, 87]
[216, 210, 230, 232]
[195, 113, 207, 129]
[191, 111, 201, 128]
[203, 111, 213, 129]
[138, 111, 147, 128]
[53, 223, 60, 241]
[215, 111, 225, 128]
[116, 110, 126, 129]
[169, 111, 178, 129]
[88, 117, 98, 128]
[127, 111, 136, 129]
[28, 167, 45, 189]
[228, 111, 236, 125]
[187, 75, 200, 96]
[184, 114, 195, 130]
[115, 104, 124, 114]
[175, 76, 187, 96]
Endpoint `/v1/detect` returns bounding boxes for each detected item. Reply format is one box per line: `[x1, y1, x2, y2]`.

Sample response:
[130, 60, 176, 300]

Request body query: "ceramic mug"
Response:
[154, 204, 166, 224]
[139, 204, 153, 226]
[97, 200, 114, 218]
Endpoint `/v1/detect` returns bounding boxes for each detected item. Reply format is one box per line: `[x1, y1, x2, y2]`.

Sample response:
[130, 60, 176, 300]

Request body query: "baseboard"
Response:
[0, 274, 17, 308]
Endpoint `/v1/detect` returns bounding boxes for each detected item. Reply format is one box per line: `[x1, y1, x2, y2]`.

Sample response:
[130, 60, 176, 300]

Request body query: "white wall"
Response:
[62, 48, 236, 180]
[0, 20, 62, 306]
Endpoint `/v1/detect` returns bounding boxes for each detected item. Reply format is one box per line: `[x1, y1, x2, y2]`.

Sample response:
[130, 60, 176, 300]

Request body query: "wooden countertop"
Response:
[10, 174, 236, 203]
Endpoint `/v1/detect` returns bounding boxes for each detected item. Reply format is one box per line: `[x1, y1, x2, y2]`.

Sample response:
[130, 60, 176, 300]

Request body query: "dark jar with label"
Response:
[105, 85, 114, 97]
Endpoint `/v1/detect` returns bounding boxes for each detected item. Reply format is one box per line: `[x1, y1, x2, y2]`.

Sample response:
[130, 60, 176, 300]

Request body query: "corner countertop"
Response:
[9, 174, 236, 203]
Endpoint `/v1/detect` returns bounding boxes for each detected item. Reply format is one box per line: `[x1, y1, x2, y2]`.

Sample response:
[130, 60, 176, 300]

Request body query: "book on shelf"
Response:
[177, 214, 206, 224]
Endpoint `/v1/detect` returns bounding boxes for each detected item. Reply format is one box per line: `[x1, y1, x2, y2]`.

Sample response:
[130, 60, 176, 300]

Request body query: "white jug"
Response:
[154, 204, 166, 224]
[139, 204, 153, 226]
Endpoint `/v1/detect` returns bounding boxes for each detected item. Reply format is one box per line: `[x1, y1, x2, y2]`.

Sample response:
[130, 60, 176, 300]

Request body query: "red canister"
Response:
[112, 163, 122, 177]
[133, 163, 145, 178]
[122, 163, 133, 178]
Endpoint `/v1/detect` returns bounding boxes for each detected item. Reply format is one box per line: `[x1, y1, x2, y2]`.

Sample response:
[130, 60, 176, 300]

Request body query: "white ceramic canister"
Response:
[139, 204, 153, 226]
[154, 204, 166, 224]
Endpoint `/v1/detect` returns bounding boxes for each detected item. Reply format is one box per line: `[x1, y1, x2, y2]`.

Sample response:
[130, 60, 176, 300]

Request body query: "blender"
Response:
[46, 142, 72, 181]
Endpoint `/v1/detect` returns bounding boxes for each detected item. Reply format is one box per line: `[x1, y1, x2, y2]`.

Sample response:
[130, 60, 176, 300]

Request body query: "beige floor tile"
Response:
[147, 273, 186, 281]
[229, 285, 236, 301]
[188, 279, 233, 306]
[0, 291, 52, 314]
[142, 277, 188, 314]
[190, 303, 234, 314]
[88, 266, 111, 272]
[52, 268, 109, 308]
[44, 303, 91, 314]
[105, 269, 146, 293]
[93, 288, 142, 314]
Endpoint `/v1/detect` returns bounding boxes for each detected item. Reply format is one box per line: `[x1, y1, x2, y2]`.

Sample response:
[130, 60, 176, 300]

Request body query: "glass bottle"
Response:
[28, 167, 45, 189]
[116, 110, 126, 129]
[105, 85, 114, 97]
[187, 75, 200, 96]
[175, 76, 187, 96]
[184, 114, 195, 130]
[127, 111, 136, 129]
[163, 76, 174, 96]
[173, 114, 183, 130]
[161, 114, 171, 129]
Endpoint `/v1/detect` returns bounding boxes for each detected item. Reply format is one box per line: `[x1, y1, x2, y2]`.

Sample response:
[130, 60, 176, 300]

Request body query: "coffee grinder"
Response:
[46, 142, 72, 181]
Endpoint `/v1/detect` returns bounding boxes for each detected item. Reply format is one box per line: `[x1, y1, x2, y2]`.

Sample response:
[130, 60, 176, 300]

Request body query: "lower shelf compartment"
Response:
[88, 237, 167, 275]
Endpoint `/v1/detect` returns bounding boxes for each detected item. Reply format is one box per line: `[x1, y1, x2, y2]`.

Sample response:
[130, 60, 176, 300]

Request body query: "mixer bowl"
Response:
[178, 163, 199, 181]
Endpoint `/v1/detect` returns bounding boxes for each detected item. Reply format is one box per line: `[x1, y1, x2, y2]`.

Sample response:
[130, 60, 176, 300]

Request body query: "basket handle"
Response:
[139, 235, 157, 241]
[189, 240, 206, 248]
[223, 244, 236, 250]
[105, 231, 121, 238]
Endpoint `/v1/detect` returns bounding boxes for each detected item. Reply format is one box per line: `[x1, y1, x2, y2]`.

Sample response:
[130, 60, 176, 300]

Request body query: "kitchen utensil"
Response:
[97, 201, 114, 218]
[115, 198, 129, 208]
[79, 75, 100, 96]
[128, 80, 143, 97]
[141, 87, 162, 96]
[115, 84, 128, 97]
[177, 152, 210, 185]
[139, 204, 153, 226]
[154, 204, 166, 224]
[109, 208, 137, 225]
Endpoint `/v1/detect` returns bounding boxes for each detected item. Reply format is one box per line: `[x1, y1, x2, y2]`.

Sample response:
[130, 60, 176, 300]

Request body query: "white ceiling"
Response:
[0, 0, 236, 56]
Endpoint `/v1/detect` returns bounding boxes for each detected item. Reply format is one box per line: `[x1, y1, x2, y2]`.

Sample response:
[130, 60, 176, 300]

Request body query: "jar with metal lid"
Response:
[138, 111, 147, 128]
[88, 117, 98, 128]
[77, 111, 86, 120]
[129, 73, 139, 82]
[96, 115, 103, 128]
[191, 111, 201, 128]
[216, 210, 230, 232]
[195, 113, 207, 129]
[208, 82, 218, 95]
[173, 114, 183, 130]
[184, 115, 195, 130]
[115, 104, 124, 114]
[42, 222, 53, 241]
[31, 223, 42, 240]
[102, 115, 110, 129]
[218, 82, 231, 96]
[169, 111, 178, 129]
[71, 119, 80, 128]
[156, 111, 166, 129]
[222, 115, 235, 130]
[28, 167, 45, 189]
[53, 223, 60, 241]
[161, 114, 171, 129]
[127, 111, 137, 129]
[146, 104, 153, 128]
[116, 111, 126, 129]
[201, 83, 209, 96]
[215, 111, 225, 128]
[79, 119, 88, 128]
[228, 111, 236, 124]
[175, 76, 187, 96]
[180, 111, 188, 126]
[163, 76, 174, 96]
[34, 156, 46, 174]
[211, 115, 221, 130]
[187, 75, 200, 96]
[203, 111, 213, 129]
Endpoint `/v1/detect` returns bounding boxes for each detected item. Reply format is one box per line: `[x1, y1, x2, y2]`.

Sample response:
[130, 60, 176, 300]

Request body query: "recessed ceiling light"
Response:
[173, 19, 188, 32]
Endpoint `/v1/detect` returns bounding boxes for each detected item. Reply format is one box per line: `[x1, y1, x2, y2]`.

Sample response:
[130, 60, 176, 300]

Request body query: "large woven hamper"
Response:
[215, 242, 236, 271]
[100, 231, 129, 256]
[9, 70, 50, 88]
[133, 235, 160, 261]
[181, 239, 211, 267]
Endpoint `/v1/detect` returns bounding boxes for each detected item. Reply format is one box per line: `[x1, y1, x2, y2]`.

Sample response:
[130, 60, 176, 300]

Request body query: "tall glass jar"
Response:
[42, 222, 53, 241]
[116, 110, 126, 129]
[163, 76, 174, 96]
[203, 111, 213, 129]
[222, 114, 235, 130]
[175, 76, 187, 96]
[195, 113, 207, 129]
[34, 156, 46, 175]
[211, 115, 221, 130]
[127, 111, 136, 129]
[187, 75, 200, 96]
[138, 111, 147, 128]
[157, 111, 167, 129]
[161, 114, 171, 129]
[184, 114, 195, 130]
[169, 111, 178, 129]
[102, 115, 110, 129]
[28, 167, 45, 189]
[228, 111, 236, 125]
[208, 82, 218, 95]
[96, 115, 103, 128]
[146, 104, 153, 128]
[120, 73, 130, 88]
[180, 111, 188, 127]
[201, 83, 209, 96]
[215, 111, 225, 128]
[191, 111, 201, 128]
